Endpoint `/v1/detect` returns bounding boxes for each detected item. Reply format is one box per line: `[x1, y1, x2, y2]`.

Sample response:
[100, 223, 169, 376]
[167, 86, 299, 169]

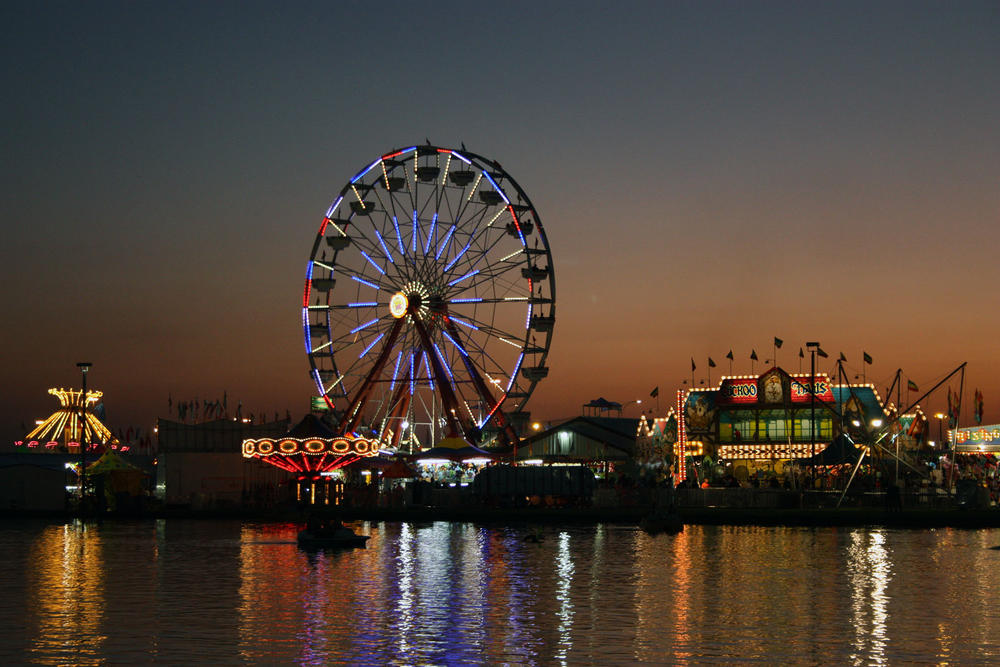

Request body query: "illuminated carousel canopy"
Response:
[241, 414, 380, 474]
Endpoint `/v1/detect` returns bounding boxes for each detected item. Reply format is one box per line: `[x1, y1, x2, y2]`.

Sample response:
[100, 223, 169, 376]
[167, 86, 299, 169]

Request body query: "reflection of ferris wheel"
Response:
[303, 144, 555, 449]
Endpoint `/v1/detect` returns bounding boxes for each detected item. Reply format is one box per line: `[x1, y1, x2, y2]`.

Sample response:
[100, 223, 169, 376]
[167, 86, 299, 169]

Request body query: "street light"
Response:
[76, 362, 91, 510]
[622, 399, 642, 415]
[805, 342, 820, 481]
[934, 413, 945, 449]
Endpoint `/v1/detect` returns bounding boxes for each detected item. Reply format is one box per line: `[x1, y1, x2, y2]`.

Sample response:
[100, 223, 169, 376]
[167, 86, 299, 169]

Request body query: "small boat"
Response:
[297, 526, 370, 549]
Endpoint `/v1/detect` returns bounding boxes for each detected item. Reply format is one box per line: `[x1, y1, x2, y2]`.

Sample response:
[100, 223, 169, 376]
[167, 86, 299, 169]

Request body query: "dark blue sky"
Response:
[2, 1, 998, 441]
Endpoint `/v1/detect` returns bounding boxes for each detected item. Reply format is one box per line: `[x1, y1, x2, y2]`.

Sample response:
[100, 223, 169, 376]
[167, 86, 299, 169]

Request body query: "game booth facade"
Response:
[665, 367, 898, 482]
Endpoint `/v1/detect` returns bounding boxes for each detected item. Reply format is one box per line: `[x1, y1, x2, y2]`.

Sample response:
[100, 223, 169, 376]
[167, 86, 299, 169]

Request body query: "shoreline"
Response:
[3, 505, 1000, 529]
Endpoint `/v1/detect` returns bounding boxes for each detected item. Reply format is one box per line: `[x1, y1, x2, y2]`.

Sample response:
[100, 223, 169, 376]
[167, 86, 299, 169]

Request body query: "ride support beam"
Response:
[337, 317, 405, 434]
[445, 318, 520, 448]
[410, 313, 468, 439]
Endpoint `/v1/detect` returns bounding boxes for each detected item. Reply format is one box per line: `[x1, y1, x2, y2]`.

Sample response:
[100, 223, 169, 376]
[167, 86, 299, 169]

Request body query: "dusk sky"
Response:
[2, 1, 997, 445]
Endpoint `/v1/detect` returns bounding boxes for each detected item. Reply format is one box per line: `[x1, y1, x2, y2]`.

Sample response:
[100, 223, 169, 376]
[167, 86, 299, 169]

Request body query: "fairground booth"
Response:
[668, 366, 894, 482]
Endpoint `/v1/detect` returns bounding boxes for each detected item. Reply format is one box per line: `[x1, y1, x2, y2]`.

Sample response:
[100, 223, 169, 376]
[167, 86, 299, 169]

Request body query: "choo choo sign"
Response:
[721, 379, 758, 403]
[790, 375, 834, 403]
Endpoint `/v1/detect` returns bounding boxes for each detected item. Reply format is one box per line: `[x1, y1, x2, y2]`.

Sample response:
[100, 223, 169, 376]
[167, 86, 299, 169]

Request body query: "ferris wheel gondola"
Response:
[303, 144, 555, 449]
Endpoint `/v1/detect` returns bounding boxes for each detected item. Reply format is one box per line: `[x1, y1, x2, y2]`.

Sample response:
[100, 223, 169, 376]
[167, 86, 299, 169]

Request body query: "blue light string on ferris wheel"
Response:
[450, 316, 479, 331]
[441, 329, 469, 357]
[481, 171, 510, 204]
[347, 302, 378, 308]
[447, 269, 479, 287]
[359, 333, 385, 359]
[409, 353, 415, 395]
[444, 241, 472, 272]
[433, 343, 455, 380]
[411, 210, 419, 254]
[325, 195, 344, 219]
[350, 275, 381, 290]
[374, 227, 394, 263]
[508, 351, 525, 392]
[420, 355, 434, 390]
[351, 158, 382, 184]
[311, 368, 324, 395]
[350, 318, 379, 335]
[390, 350, 402, 391]
[449, 297, 483, 304]
[424, 213, 437, 255]
[435, 224, 456, 261]
[449, 150, 472, 165]
[392, 216, 405, 254]
[360, 250, 385, 275]
[301, 308, 312, 354]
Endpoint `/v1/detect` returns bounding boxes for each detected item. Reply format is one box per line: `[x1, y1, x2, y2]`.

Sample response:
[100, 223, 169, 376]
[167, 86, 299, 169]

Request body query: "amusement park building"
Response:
[156, 417, 290, 507]
[671, 366, 900, 473]
[515, 416, 639, 469]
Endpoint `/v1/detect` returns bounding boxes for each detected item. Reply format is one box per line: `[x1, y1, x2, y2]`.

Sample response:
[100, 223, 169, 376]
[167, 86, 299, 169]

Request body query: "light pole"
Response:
[806, 342, 820, 484]
[622, 399, 642, 416]
[934, 413, 945, 450]
[76, 362, 91, 510]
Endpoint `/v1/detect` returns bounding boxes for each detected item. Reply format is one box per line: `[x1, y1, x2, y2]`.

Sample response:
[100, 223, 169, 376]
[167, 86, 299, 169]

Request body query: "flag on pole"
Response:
[907, 379, 919, 392]
[799, 348, 804, 358]
[863, 352, 873, 365]
[774, 337, 783, 349]
[975, 389, 983, 424]
[839, 352, 847, 362]
[708, 357, 716, 368]
[726, 350, 734, 361]
[816, 348, 828, 358]
[691, 358, 696, 371]
[650, 386, 659, 398]
[750, 350, 758, 361]
[947, 389, 957, 428]
[907, 413, 927, 442]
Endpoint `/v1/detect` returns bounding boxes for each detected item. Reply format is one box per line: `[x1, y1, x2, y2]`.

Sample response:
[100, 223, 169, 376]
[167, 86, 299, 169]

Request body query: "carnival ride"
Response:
[302, 144, 555, 451]
[243, 144, 554, 494]
[20, 387, 118, 452]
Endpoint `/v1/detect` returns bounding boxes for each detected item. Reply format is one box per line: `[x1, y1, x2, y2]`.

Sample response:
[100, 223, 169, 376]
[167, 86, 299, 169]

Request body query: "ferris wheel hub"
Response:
[389, 292, 408, 319]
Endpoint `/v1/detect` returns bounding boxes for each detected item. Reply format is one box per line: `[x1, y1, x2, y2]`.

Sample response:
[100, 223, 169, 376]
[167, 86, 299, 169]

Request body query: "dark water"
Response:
[1, 519, 998, 665]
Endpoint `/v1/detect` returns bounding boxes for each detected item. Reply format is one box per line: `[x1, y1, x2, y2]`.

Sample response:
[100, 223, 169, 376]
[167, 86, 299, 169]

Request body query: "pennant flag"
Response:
[863, 352, 873, 365]
[691, 358, 696, 371]
[975, 389, 983, 424]
[726, 350, 734, 361]
[650, 386, 659, 398]
[774, 337, 783, 349]
[839, 352, 847, 362]
[708, 357, 716, 368]
[907, 379, 918, 392]
[750, 349, 758, 361]
[799, 347, 804, 358]
[816, 348, 828, 358]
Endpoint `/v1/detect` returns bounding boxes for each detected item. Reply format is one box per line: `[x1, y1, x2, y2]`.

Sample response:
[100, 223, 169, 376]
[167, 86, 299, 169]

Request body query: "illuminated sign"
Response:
[954, 425, 1000, 448]
[790, 375, 834, 403]
[722, 379, 758, 403]
[389, 292, 408, 318]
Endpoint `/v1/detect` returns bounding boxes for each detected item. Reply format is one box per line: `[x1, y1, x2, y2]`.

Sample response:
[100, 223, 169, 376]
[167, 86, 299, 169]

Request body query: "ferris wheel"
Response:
[303, 144, 555, 449]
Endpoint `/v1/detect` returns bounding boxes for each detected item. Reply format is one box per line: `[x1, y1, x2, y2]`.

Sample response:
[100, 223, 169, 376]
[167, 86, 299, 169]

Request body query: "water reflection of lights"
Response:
[847, 529, 891, 666]
[395, 523, 415, 656]
[28, 523, 105, 665]
[555, 531, 575, 661]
